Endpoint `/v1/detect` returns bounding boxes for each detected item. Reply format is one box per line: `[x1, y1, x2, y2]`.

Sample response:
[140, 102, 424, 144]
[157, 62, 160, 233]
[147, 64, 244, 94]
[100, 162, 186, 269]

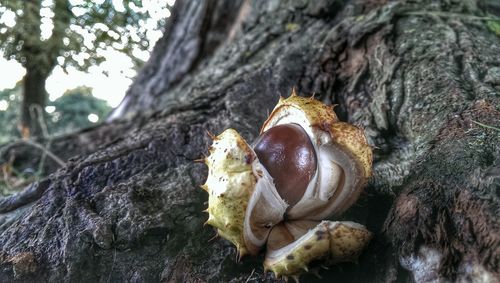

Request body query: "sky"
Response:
[0, 0, 175, 108]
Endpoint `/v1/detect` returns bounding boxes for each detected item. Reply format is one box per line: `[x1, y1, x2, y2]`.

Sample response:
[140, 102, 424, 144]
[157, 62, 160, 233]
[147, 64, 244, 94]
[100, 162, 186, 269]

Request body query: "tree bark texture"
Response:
[0, 0, 499, 282]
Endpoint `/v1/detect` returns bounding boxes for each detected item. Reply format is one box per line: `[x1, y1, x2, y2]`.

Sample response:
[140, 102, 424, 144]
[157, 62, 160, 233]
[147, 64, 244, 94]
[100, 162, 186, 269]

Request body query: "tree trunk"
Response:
[20, 66, 49, 138]
[0, 0, 499, 282]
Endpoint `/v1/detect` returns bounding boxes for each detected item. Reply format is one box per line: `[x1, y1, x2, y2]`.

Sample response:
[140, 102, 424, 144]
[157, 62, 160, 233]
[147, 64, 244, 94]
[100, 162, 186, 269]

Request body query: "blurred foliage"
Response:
[0, 0, 169, 190]
[487, 20, 500, 36]
[47, 86, 111, 135]
[0, 0, 170, 72]
[0, 84, 21, 144]
[0, 84, 111, 145]
[0, 85, 22, 193]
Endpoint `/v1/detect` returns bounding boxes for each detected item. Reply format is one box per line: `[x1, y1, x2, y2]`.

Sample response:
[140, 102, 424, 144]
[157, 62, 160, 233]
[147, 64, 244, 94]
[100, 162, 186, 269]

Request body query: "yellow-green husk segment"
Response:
[261, 91, 339, 141]
[202, 129, 256, 258]
[263, 221, 372, 278]
[263, 91, 372, 178]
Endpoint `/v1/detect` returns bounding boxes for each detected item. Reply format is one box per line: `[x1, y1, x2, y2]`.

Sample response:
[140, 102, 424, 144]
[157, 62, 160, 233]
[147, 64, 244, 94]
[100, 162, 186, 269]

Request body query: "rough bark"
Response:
[108, 0, 247, 119]
[0, 0, 499, 282]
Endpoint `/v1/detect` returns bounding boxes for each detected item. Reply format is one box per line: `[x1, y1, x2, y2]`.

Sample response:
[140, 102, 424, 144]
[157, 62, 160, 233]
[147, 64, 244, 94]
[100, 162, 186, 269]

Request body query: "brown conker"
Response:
[253, 123, 317, 206]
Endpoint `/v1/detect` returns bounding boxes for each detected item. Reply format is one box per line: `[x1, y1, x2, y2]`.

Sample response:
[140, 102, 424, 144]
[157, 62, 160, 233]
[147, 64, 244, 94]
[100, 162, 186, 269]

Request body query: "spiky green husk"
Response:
[202, 93, 373, 277]
[203, 129, 256, 257]
[264, 221, 372, 278]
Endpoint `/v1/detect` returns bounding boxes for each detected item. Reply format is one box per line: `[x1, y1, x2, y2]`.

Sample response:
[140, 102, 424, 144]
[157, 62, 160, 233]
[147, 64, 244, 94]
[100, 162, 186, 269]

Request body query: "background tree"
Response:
[0, 84, 110, 145]
[46, 86, 111, 135]
[0, 0, 167, 137]
[0, 0, 498, 282]
[0, 84, 110, 192]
